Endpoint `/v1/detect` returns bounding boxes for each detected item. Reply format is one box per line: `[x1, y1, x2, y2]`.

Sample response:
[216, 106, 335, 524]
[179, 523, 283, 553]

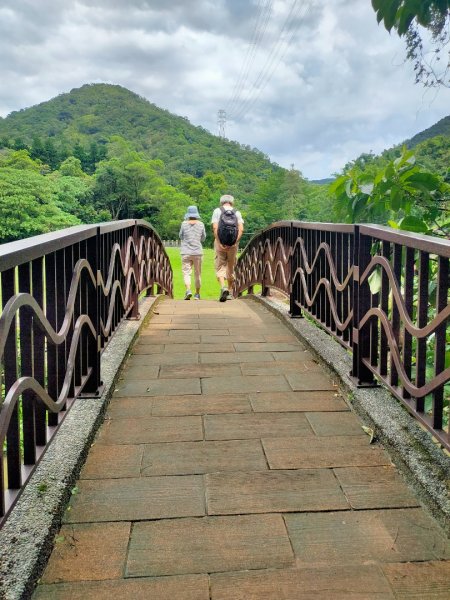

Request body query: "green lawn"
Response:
[165, 247, 220, 300]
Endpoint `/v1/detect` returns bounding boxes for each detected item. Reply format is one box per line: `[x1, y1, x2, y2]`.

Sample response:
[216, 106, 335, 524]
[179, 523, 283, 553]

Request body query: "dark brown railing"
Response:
[235, 221, 450, 451]
[0, 220, 172, 523]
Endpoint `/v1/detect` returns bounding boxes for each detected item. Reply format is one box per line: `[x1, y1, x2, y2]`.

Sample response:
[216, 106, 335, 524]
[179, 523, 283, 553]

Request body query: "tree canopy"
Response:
[372, 0, 450, 86]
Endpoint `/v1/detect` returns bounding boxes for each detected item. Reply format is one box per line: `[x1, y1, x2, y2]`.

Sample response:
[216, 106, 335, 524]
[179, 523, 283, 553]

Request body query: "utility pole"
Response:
[218, 109, 226, 138]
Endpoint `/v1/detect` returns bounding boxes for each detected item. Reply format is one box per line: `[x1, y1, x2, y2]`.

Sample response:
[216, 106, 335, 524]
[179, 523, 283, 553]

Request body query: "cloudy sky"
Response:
[0, 0, 449, 179]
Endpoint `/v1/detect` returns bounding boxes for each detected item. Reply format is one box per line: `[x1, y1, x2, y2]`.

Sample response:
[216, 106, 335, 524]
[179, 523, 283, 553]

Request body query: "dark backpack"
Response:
[218, 206, 238, 246]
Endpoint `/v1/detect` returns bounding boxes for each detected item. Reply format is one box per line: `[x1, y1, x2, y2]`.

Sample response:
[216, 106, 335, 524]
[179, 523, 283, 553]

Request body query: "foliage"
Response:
[330, 146, 450, 234]
[372, 0, 450, 87]
[0, 83, 330, 243]
[0, 166, 81, 242]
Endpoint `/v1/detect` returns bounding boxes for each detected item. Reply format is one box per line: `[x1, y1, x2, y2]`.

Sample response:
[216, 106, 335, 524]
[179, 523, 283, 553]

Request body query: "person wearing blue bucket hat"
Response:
[179, 206, 206, 300]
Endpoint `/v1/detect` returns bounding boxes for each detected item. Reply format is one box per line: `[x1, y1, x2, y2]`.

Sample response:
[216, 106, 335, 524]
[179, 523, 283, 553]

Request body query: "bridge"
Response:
[0, 220, 449, 598]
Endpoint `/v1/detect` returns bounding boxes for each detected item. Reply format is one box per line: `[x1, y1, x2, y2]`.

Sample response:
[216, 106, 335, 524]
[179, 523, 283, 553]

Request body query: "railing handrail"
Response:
[0, 225, 98, 270]
[235, 221, 450, 451]
[0, 219, 173, 524]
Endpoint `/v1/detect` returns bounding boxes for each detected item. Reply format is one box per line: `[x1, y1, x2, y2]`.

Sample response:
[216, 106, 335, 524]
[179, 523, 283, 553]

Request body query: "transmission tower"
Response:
[218, 109, 227, 138]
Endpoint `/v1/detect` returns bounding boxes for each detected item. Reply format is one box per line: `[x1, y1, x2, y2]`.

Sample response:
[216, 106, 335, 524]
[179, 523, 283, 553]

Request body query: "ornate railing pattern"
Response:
[0, 220, 172, 522]
[235, 221, 450, 451]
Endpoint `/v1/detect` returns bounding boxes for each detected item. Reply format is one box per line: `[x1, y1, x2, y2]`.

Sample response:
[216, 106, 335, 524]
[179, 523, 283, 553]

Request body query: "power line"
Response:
[229, 0, 312, 122]
[225, 0, 273, 117]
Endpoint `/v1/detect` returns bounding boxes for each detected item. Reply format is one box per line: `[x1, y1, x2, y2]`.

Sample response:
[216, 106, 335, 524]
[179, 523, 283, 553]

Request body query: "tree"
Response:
[372, 0, 450, 87]
[330, 146, 450, 235]
[0, 168, 80, 243]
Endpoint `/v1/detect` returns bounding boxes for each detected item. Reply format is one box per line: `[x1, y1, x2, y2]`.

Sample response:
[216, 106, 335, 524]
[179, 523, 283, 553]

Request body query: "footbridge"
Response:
[0, 220, 449, 599]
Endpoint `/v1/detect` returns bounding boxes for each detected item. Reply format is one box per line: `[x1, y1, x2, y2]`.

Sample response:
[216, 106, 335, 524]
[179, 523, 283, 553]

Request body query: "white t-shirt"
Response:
[211, 204, 244, 225]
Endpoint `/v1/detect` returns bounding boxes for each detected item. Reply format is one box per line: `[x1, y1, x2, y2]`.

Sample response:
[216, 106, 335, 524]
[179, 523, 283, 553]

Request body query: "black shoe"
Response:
[219, 288, 229, 302]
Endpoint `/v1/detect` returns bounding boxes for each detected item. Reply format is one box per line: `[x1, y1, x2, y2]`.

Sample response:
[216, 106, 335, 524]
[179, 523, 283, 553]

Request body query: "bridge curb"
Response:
[0, 294, 166, 600]
[246, 295, 450, 538]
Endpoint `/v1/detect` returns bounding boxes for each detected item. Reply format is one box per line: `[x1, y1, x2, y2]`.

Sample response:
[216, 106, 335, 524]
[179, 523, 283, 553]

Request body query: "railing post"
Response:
[129, 223, 140, 319]
[351, 226, 375, 385]
[261, 231, 270, 297]
[289, 222, 302, 318]
[81, 229, 102, 396]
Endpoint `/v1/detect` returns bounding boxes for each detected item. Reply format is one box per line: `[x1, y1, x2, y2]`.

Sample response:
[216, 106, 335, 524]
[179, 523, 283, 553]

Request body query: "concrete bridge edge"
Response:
[246, 295, 450, 538]
[0, 294, 166, 600]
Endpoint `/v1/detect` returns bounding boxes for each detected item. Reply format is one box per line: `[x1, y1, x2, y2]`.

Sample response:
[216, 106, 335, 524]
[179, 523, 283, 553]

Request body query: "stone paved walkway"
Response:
[34, 299, 450, 599]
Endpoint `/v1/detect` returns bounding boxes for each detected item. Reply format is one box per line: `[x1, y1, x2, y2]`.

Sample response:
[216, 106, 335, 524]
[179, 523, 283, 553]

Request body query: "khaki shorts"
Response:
[214, 240, 238, 284]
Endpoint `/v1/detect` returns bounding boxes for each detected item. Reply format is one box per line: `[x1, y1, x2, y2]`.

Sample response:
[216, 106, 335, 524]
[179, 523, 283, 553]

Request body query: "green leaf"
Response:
[368, 269, 382, 294]
[387, 219, 399, 229]
[360, 183, 374, 195]
[398, 215, 428, 233]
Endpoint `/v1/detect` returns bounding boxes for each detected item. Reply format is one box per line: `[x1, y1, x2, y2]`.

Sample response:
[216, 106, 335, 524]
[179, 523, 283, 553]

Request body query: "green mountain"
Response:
[405, 115, 450, 149]
[0, 84, 331, 243]
[0, 83, 280, 195]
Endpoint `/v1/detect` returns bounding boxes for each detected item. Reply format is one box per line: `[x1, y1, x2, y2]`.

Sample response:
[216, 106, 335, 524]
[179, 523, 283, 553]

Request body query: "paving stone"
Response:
[40, 522, 130, 583]
[162, 343, 235, 353]
[205, 413, 313, 440]
[202, 375, 290, 395]
[206, 469, 349, 514]
[152, 393, 251, 416]
[199, 351, 274, 364]
[132, 343, 165, 353]
[382, 561, 450, 599]
[126, 514, 294, 577]
[120, 365, 160, 379]
[166, 332, 202, 342]
[106, 397, 153, 419]
[202, 334, 267, 343]
[34, 576, 210, 600]
[150, 322, 199, 330]
[64, 476, 205, 523]
[210, 565, 395, 600]
[97, 416, 203, 444]
[234, 342, 302, 352]
[241, 361, 323, 376]
[264, 333, 304, 343]
[127, 352, 199, 365]
[285, 508, 450, 566]
[114, 377, 201, 397]
[272, 350, 315, 362]
[80, 444, 143, 479]
[263, 436, 391, 469]
[250, 391, 348, 412]
[333, 465, 420, 509]
[141, 440, 267, 476]
[159, 363, 242, 379]
[286, 371, 337, 391]
[305, 411, 365, 436]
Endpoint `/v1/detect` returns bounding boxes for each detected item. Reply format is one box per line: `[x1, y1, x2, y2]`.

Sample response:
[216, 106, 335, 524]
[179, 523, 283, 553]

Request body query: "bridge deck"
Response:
[34, 299, 450, 599]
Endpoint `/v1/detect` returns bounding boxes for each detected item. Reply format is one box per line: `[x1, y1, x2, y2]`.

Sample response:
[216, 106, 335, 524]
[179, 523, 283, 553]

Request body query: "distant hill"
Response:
[405, 115, 450, 149]
[0, 83, 281, 200]
[311, 177, 334, 185]
[0, 84, 332, 241]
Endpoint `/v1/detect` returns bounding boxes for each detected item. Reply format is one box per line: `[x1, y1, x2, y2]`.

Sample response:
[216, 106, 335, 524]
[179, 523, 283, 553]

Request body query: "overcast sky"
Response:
[0, 0, 449, 179]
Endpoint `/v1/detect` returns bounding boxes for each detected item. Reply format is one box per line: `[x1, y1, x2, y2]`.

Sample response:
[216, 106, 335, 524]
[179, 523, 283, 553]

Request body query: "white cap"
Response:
[220, 194, 234, 205]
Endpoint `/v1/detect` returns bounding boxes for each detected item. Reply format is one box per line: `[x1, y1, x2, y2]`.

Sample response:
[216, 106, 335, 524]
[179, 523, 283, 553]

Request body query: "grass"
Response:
[166, 247, 221, 300]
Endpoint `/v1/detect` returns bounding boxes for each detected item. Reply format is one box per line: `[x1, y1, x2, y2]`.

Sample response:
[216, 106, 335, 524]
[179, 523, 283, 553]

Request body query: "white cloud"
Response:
[0, 0, 449, 179]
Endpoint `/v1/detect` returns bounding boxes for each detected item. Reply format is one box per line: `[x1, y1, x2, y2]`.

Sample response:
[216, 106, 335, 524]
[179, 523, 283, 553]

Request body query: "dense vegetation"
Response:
[0, 83, 330, 245]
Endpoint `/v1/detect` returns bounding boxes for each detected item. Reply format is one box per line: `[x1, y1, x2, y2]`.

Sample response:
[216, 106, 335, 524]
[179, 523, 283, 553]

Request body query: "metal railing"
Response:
[0, 220, 172, 523]
[235, 221, 450, 451]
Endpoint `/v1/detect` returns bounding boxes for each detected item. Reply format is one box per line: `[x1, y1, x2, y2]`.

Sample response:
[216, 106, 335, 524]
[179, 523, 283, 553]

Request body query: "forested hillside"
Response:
[0, 83, 330, 244]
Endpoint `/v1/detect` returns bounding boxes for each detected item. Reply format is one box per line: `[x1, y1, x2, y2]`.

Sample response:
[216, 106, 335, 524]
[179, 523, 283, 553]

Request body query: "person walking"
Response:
[179, 205, 206, 300]
[211, 194, 244, 302]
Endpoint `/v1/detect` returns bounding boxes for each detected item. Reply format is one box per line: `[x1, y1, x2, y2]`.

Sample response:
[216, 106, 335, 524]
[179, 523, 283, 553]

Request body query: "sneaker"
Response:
[219, 288, 229, 302]
[184, 290, 192, 300]
[194, 293, 200, 300]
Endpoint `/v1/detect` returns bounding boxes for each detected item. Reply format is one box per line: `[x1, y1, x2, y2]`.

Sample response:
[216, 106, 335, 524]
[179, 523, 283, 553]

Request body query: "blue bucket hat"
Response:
[185, 205, 200, 219]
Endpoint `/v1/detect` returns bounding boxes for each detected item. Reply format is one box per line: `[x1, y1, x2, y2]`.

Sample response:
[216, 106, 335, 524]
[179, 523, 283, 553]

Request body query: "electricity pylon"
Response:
[218, 109, 226, 138]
